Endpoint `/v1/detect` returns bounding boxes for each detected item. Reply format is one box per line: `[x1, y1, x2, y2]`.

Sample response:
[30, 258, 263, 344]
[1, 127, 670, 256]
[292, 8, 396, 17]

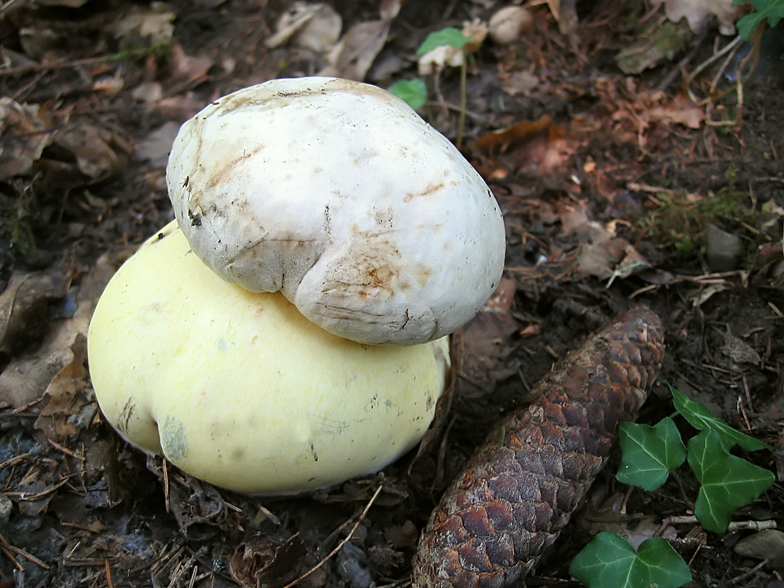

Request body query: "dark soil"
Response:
[1, 1, 783, 587]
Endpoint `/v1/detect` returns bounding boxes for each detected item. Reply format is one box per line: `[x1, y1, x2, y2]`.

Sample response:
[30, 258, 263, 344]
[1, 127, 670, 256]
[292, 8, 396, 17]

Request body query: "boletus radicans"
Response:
[87, 77, 506, 494]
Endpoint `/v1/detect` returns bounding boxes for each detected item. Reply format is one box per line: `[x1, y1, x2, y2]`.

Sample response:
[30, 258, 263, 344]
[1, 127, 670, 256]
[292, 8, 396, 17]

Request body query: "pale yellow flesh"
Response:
[87, 221, 450, 494]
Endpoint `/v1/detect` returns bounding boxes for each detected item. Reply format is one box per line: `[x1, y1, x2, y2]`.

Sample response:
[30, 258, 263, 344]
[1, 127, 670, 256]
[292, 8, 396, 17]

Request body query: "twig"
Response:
[667, 516, 777, 531]
[48, 439, 86, 462]
[686, 35, 743, 85]
[0, 56, 110, 78]
[0, 453, 32, 471]
[105, 559, 115, 588]
[4, 477, 70, 500]
[0, 0, 28, 17]
[730, 559, 768, 584]
[281, 485, 384, 588]
[163, 459, 171, 514]
[0, 533, 50, 570]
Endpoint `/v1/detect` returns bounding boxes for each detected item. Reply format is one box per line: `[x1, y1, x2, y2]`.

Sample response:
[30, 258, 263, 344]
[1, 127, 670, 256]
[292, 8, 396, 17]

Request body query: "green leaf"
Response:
[616, 418, 687, 491]
[733, 0, 784, 40]
[668, 384, 769, 451]
[688, 429, 775, 533]
[386, 79, 428, 111]
[416, 27, 470, 56]
[569, 532, 691, 588]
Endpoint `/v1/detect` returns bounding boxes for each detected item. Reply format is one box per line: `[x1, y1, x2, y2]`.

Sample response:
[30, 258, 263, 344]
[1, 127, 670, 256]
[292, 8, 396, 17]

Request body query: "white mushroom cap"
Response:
[166, 77, 505, 346]
[87, 221, 451, 495]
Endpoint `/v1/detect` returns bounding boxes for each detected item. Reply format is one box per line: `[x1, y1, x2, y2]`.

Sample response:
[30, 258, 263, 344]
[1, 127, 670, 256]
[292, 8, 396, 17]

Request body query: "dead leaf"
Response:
[155, 91, 212, 120]
[131, 81, 163, 105]
[454, 278, 519, 392]
[320, 20, 391, 81]
[380, 0, 403, 20]
[617, 19, 692, 74]
[113, 7, 176, 46]
[593, 77, 704, 150]
[0, 349, 72, 409]
[293, 3, 342, 53]
[578, 491, 678, 549]
[230, 534, 307, 588]
[18, 27, 62, 61]
[164, 472, 233, 537]
[721, 332, 761, 366]
[548, 0, 579, 34]
[135, 122, 180, 168]
[473, 115, 554, 153]
[15, 479, 58, 516]
[167, 44, 215, 88]
[473, 115, 577, 177]
[651, 0, 743, 35]
[0, 98, 55, 180]
[384, 520, 419, 551]
[0, 271, 62, 355]
[48, 124, 133, 184]
[502, 70, 539, 96]
[265, 2, 326, 48]
[558, 203, 653, 283]
[266, 2, 342, 54]
[489, 6, 533, 45]
[0, 274, 93, 409]
[33, 334, 93, 443]
[648, 93, 704, 129]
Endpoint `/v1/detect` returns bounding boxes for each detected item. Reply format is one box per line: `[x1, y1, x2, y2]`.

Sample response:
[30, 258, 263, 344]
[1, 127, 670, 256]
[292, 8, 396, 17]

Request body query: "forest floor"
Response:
[1, 1, 783, 587]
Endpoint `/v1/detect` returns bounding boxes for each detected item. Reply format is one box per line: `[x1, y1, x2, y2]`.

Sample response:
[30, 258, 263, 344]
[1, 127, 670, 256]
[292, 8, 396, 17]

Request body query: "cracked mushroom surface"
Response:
[87, 221, 451, 495]
[166, 77, 506, 346]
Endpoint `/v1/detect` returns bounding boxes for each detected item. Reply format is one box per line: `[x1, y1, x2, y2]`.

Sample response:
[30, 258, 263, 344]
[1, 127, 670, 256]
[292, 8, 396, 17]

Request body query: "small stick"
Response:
[105, 559, 115, 588]
[281, 485, 384, 588]
[163, 459, 171, 514]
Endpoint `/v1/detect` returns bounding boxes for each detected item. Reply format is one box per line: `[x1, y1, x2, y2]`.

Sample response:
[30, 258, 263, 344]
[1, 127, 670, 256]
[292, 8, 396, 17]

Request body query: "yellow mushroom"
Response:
[88, 221, 450, 494]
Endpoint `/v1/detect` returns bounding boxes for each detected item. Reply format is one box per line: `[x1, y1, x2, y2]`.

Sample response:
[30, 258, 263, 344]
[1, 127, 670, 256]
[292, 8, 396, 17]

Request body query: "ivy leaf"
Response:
[688, 429, 775, 533]
[668, 384, 769, 451]
[569, 531, 692, 588]
[386, 79, 427, 111]
[733, 0, 784, 40]
[616, 418, 687, 491]
[416, 27, 470, 56]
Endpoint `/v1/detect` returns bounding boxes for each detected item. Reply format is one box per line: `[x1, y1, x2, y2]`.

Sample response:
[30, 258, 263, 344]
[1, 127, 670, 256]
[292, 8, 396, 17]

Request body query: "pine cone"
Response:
[412, 308, 665, 588]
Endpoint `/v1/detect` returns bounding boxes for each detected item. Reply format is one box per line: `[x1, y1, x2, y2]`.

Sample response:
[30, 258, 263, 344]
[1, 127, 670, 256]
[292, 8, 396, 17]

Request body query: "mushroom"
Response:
[166, 76, 506, 346]
[87, 221, 451, 495]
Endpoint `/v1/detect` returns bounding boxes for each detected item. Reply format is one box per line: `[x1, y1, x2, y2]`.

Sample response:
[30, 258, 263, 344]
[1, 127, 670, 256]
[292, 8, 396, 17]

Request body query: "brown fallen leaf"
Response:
[230, 534, 308, 588]
[0, 271, 63, 355]
[648, 93, 704, 129]
[547, 0, 579, 34]
[34, 334, 92, 443]
[319, 19, 391, 81]
[265, 2, 342, 54]
[558, 202, 653, 283]
[454, 277, 519, 392]
[135, 122, 181, 168]
[652, 0, 743, 35]
[0, 256, 100, 409]
[473, 115, 577, 178]
[112, 6, 176, 46]
[64, 125, 132, 180]
[167, 44, 215, 89]
[0, 98, 55, 180]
